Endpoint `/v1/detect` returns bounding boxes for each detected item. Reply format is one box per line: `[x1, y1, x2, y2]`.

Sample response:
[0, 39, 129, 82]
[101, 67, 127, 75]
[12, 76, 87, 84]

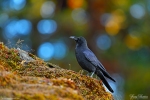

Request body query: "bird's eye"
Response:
[76, 38, 79, 41]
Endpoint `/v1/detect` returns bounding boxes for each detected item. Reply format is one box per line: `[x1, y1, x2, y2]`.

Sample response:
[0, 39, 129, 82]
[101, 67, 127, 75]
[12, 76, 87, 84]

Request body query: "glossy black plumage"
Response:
[70, 36, 115, 93]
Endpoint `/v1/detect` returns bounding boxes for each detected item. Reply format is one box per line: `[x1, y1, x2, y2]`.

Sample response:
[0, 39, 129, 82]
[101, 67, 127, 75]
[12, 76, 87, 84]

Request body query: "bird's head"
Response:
[70, 36, 87, 46]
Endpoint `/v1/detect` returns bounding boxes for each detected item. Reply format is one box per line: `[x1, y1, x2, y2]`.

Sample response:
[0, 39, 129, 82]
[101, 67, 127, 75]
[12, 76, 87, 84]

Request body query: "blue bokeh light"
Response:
[3, 20, 18, 39]
[130, 4, 145, 19]
[10, 0, 26, 10]
[37, 19, 57, 34]
[53, 42, 67, 60]
[3, 19, 32, 39]
[16, 19, 32, 35]
[112, 74, 125, 100]
[37, 42, 54, 61]
[96, 34, 111, 50]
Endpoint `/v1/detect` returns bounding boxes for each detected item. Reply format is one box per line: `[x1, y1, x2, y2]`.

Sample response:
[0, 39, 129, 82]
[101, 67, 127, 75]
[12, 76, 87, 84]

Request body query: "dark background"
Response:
[0, 0, 150, 99]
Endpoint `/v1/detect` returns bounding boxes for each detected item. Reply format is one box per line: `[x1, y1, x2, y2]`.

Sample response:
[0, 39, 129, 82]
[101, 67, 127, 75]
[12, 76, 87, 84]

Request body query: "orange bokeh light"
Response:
[105, 20, 120, 35]
[125, 34, 141, 50]
[67, 0, 84, 9]
[105, 9, 126, 36]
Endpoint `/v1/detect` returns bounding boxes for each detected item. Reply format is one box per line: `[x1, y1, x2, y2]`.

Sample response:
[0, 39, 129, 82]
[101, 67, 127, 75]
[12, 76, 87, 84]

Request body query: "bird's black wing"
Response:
[83, 50, 116, 82]
[83, 50, 106, 71]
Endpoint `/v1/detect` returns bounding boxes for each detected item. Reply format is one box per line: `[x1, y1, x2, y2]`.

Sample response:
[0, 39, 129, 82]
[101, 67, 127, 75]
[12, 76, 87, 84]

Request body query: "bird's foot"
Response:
[90, 72, 95, 77]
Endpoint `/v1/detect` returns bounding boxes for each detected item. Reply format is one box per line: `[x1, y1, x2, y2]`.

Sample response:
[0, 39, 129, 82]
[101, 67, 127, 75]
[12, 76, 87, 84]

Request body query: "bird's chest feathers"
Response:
[75, 48, 85, 62]
[75, 46, 83, 54]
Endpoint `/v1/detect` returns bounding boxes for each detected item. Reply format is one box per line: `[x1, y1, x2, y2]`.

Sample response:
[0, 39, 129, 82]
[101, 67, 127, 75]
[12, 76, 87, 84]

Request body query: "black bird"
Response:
[70, 36, 116, 93]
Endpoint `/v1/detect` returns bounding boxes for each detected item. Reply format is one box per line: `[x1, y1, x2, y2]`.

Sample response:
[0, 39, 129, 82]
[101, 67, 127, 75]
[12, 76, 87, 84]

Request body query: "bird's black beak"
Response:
[70, 36, 77, 41]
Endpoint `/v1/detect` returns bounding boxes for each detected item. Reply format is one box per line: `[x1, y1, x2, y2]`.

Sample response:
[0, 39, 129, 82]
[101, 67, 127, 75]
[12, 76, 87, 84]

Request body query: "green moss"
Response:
[0, 42, 114, 100]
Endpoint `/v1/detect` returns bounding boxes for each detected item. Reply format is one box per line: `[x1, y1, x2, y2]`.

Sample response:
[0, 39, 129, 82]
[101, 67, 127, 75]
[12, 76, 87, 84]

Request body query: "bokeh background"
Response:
[0, 0, 150, 99]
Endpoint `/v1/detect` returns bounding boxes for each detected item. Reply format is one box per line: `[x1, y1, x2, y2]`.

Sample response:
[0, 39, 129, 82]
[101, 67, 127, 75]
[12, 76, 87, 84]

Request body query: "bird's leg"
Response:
[90, 72, 95, 77]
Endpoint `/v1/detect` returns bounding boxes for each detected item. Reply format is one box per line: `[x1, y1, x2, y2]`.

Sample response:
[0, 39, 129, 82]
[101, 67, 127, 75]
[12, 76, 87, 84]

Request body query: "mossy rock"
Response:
[0, 42, 114, 100]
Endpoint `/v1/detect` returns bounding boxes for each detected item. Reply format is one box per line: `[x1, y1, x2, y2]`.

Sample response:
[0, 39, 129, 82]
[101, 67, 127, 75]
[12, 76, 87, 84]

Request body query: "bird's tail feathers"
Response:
[97, 63, 115, 82]
[100, 68, 116, 82]
[96, 70, 114, 93]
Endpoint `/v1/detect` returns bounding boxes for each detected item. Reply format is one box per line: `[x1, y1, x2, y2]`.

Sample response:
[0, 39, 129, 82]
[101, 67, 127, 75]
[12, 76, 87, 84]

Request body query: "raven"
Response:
[70, 36, 115, 93]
